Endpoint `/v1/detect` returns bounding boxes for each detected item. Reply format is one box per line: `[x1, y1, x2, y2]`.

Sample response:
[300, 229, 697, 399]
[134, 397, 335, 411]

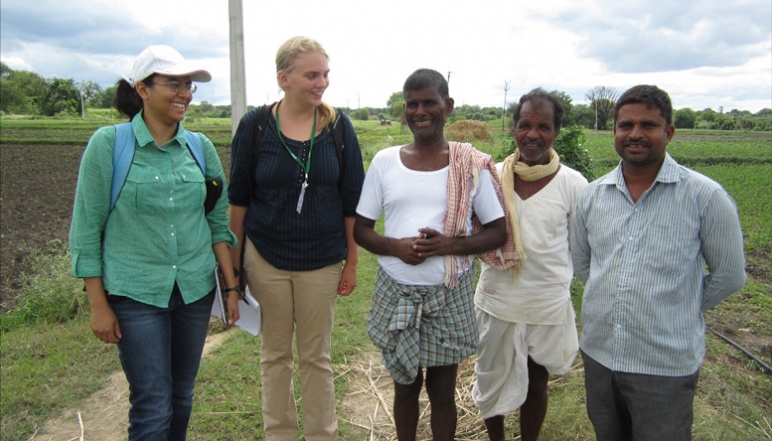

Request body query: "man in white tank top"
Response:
[354, 69, 507, 441]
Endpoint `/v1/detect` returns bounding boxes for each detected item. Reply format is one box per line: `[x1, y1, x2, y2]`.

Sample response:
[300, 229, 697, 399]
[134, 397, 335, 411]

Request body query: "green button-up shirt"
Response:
[70, 112, 237, 307]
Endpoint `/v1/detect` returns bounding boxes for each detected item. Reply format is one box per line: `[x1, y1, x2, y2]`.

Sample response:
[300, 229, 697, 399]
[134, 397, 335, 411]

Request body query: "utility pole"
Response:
[229, 0, 247, 137]
[79, 89, 85, 119]
[446, 71, 452, 86]
[502, 80, 510, 130]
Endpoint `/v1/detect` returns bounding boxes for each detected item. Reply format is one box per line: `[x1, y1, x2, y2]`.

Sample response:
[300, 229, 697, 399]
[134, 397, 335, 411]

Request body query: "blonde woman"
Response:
[228, 36, 365, 440]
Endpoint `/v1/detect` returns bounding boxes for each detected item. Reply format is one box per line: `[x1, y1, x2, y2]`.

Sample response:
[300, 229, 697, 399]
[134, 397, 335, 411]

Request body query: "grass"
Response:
[0, 118, 770, 440]
[582, 128, 772, 169]
[690, 164, 772, 254]
[2, 249, 769, 440]
[0, 241, 88, 332]
[0, 320, 121, 438]
[0, 321, 116, 436]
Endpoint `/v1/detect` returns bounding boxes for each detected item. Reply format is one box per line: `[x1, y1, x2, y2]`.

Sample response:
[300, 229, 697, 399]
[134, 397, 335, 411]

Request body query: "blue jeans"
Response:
[582, 350, 698, 441]
[109, 286, 214, 441]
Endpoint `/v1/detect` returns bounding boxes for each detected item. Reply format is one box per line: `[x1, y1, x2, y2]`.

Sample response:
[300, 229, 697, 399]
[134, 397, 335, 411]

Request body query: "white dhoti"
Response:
[472, 304, 578, 419]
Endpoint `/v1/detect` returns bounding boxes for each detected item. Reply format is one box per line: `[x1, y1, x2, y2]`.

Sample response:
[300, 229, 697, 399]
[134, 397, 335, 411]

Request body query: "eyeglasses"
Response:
[153, 80, 198, 94]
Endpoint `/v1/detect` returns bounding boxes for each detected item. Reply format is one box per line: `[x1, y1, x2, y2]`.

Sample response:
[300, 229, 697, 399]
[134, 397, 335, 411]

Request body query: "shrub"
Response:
[352, 108, 370, 121]
[675, 108, 696, 129]
[0, 240, 87, 331]
[553, 125, 595, 181]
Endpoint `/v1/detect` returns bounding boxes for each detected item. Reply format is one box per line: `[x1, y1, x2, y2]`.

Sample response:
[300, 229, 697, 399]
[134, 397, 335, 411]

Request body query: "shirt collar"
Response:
[653, 153, 681, 184]
[131, 110, 185, 149]
[602, 152, 680, 191]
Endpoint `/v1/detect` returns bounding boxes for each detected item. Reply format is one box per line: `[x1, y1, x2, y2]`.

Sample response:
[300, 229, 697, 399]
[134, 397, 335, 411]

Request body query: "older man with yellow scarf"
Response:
[472, 88, 589, 441]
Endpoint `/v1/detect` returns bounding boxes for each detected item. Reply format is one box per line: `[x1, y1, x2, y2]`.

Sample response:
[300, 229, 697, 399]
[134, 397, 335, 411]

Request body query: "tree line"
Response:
[362, 88, 772, 131]
[1, 63, 770, 131]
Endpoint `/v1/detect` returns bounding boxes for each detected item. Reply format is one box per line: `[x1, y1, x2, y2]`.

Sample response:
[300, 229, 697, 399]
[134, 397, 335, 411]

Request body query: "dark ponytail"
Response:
[113, 74, 155, 120]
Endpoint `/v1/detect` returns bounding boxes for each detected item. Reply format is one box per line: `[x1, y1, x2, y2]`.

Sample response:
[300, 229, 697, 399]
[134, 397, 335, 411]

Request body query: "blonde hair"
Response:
[276, 36, 335, 127]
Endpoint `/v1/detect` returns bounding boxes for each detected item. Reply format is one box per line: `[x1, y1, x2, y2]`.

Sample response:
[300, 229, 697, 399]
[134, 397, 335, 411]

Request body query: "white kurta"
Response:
[474, 164, 588, 324]
[472, 164, 588, 419]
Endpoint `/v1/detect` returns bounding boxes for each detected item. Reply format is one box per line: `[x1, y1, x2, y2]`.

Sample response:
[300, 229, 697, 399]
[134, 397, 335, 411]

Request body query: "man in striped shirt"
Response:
[572, 84, 746, 441]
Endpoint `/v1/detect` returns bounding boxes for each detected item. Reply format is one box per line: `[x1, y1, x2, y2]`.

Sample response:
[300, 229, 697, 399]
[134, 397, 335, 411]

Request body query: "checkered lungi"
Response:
[367, 267, 479, 384]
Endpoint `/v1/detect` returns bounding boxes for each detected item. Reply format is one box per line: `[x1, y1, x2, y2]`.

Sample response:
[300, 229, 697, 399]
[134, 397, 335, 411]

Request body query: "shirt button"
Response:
[172, 265, 177, 269]
[171, 232, 175, 237]
[170, 197, 174, 201]
[170, 189, 174, 194]
[155, 176, 159, 180]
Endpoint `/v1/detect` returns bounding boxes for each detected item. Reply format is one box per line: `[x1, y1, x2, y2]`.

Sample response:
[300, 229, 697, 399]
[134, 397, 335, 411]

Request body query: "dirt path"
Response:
[31, 332, 483, 441]
[31, 335, 400, 441]
[31, 331, 231, 441]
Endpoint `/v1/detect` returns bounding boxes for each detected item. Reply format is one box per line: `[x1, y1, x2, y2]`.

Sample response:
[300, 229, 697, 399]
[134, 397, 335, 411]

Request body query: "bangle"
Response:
[224, 287, 240, 293]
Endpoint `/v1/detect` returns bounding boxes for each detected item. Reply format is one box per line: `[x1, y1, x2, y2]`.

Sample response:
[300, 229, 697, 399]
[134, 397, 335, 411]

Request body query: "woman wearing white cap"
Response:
[69, 45, 239, 440]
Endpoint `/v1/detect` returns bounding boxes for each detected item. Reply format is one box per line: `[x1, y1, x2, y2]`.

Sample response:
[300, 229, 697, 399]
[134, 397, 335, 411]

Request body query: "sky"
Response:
[2, 0, 771, 113]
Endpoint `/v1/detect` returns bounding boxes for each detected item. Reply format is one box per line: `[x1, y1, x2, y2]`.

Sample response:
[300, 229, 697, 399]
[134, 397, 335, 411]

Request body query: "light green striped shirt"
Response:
[572, 154, 746, 376]
[70, 112, 237, 307]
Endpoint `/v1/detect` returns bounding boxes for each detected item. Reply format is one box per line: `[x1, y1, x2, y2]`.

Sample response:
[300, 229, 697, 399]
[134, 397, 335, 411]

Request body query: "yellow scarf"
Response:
[500, 148, 561, 271]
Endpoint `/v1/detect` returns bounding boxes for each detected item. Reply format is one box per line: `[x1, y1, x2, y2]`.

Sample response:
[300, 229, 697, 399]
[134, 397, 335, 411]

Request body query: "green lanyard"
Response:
[275, 101, 317, 213]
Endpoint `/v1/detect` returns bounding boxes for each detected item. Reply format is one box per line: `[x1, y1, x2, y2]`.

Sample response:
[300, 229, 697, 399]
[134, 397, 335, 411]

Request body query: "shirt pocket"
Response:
[180, 171, 206, 210]
[125, 165, 163, 211]
[647, 217, 700, 272]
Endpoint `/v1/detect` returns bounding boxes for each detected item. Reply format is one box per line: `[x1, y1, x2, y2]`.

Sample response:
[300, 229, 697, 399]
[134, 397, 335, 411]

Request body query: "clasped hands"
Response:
[395, 227, 449, 265]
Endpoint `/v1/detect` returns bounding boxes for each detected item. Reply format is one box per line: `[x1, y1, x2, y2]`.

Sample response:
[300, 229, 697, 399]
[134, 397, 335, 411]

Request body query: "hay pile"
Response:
[339, 353, 585, 440]
[445, 120, 494, 142]
[340, 356, 486, 440]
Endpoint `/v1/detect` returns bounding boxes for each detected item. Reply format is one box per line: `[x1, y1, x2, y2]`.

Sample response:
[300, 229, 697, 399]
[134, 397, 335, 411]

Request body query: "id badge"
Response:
[296, 181, 308, 214]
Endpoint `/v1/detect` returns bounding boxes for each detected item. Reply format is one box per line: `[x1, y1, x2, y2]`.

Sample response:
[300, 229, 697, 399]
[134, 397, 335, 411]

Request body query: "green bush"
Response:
[0, 240, 87, 331]
[553, 125, 595, 181]
[352, 108, 370, 121]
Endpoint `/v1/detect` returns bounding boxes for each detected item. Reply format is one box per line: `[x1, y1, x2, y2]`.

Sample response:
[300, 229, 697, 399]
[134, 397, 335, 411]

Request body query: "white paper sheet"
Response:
[211, 266, 261, 336]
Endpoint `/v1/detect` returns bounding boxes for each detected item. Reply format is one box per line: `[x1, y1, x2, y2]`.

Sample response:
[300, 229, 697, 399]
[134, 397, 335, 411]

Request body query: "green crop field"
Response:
[1, 117, 770, 440]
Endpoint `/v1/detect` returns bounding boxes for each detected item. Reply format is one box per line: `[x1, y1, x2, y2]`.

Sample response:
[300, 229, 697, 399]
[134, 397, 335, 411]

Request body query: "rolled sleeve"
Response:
[69, 126, 115, 277]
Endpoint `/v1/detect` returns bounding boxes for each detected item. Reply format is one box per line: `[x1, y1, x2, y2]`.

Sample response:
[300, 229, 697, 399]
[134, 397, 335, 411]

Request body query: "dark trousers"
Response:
[582, 350, 699, 441]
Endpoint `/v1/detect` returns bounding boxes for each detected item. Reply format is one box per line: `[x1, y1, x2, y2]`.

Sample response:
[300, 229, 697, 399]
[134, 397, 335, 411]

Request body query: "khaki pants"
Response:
[243, 240, 341, 441]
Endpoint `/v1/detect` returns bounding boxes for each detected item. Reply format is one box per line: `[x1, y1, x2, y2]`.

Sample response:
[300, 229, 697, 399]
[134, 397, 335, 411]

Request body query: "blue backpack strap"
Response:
[111, 126, 205, 211]
[185, 130, 205, 176]
[111, 123, 135, 211]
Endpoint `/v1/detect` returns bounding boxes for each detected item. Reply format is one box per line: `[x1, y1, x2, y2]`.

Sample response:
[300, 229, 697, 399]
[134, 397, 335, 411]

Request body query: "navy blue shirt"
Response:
[229, 107, 364, 271]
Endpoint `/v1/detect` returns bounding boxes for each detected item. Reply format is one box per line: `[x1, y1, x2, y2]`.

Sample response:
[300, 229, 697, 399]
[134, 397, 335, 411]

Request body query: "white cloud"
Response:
[1, 0, 770, 112]
[1, 56, 34, 71]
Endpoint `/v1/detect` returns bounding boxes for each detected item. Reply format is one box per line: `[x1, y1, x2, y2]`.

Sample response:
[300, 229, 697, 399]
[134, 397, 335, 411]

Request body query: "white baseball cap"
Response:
[128, 45, 211, 88]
